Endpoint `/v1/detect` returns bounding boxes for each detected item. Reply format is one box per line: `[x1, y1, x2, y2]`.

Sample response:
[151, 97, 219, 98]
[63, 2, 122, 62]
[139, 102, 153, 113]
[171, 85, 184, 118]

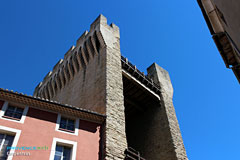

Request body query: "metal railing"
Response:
[124, 147, 146, 160]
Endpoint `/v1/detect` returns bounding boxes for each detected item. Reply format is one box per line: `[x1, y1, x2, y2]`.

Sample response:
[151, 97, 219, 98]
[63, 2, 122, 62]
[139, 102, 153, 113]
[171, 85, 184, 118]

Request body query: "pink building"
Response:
[0, 88, 105, 160]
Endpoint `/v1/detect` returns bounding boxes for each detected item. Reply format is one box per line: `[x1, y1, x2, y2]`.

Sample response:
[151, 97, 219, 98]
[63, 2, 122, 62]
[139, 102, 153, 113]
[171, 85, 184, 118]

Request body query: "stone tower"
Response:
[34, 15, 188, 160]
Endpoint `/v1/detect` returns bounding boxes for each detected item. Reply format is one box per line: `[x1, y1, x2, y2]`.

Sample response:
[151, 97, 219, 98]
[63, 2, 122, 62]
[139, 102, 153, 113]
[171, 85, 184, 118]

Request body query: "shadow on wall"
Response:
[27, 108, 57, 123]
[79, 120, 100, 133]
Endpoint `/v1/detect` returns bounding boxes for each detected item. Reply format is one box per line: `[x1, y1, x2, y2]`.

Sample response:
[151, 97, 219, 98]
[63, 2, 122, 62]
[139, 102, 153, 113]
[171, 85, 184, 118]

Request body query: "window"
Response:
[0, 133, 14, 160]
[4, 105, 24, 120]
[55, 114, 79, 135]
[0, 101, 28, 123]
[59, 118, 75, 132]
[0, 126, 21, 160]
[54, 145, 71, 160]
[49, 138, 77, 160]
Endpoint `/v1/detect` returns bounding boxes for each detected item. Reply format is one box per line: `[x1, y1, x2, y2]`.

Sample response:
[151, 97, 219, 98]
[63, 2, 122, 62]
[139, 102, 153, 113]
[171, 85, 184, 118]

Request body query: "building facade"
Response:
[198, 0, 240, 83]
[0, 15, 187, 160]
[0, 88, 104, 160]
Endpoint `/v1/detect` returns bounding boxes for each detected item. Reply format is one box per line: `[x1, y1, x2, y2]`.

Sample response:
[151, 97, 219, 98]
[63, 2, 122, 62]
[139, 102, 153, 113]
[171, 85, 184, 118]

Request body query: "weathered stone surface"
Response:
[147, 63, 188, 160]
[34, 14, 187, 160]
[51, 15, 127, 159]
[102, 16, 128, 159]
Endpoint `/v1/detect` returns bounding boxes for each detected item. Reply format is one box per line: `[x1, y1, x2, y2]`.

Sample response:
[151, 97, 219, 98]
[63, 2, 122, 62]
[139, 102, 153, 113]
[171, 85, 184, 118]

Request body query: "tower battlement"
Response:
[32, 14, 187, 160]
[34, 14, 118, 100]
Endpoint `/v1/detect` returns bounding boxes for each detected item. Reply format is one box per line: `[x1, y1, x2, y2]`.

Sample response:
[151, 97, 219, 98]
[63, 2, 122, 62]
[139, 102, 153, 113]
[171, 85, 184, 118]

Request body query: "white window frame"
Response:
[49, 138, 77, 160]
[0, 101, 28, 124]
[0, 125, 21, 160]
[55, 114, 79, 136]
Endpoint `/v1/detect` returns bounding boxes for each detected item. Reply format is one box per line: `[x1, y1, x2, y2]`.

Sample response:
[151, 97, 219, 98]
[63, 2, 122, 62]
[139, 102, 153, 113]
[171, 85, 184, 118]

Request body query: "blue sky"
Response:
[0, 0, 239, 159]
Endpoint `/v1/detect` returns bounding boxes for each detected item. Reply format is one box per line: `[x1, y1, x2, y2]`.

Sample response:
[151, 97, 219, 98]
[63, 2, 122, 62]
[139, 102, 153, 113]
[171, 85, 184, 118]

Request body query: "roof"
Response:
[0, 88, 106, 123]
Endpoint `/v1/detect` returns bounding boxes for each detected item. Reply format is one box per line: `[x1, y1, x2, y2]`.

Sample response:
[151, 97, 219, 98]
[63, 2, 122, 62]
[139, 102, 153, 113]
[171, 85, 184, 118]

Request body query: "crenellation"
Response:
[83, 42, 90, 62]
[64, 45, 75, 59]
[74, 52, 82, 70]
[54, 75, 60, 91]
[41, 91, 45, 98]
[63, 65, 70, 83]
[60, 68, 66, 87]
[79, 47, 87, 68]
[53, 59, 63, 72]
[69, 57, 76, 76]
[34, 22, 105, 98]
[48, 80, 52, 97]
[50, 80, 55, 97]
[34, 82, 42, 95]
[90, 14, 107, 32]
[95, 31, 106, 50]
[57, 70, 64, 90]
[67, 62, 74, 79]
[41, 87, 45, 99]
[50, 79, 56, 96]
[53, 78, 58, 94]
[43, 71, 52, 82]
[76, 31, 88, 46]
[46, 86, 50, 99]
[52, 80, 56, 97]
[71, 55, 79, 73]
[39, 82, 42, 87]
[90, 36, 99, 55]
[85, 40, 94, 59]
[109, 23, 120, 39]
[56, 72, 62, 90]
[61, 69, 67, 86]
[46, 82, 52, 98]
[88, 37, 96, 56]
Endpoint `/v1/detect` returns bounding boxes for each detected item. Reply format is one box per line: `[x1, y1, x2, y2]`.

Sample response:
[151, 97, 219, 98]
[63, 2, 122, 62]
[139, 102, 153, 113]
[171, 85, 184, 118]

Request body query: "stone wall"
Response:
[33, 15, 187, 160]
[34, 24, 107, 114]
[34, 15, 127, 159]
[147, 63, 188, 160]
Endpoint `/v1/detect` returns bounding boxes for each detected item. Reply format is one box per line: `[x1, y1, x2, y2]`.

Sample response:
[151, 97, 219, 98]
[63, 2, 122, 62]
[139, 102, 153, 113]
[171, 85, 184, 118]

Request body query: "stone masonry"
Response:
[34, 15, 187, 159]
[34, 15, 127, 159]
[147, 64, 188, 160]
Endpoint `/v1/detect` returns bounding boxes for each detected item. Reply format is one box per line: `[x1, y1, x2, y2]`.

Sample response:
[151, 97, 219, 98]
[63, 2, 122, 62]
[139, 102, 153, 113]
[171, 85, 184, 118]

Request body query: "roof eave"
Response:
[197, 0, 240, 83]
[0, 88, 106, 124]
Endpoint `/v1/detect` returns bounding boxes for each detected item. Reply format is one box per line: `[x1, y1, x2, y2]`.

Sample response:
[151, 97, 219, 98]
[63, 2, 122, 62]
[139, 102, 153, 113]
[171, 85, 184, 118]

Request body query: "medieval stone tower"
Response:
[33, 15, 188, 160]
